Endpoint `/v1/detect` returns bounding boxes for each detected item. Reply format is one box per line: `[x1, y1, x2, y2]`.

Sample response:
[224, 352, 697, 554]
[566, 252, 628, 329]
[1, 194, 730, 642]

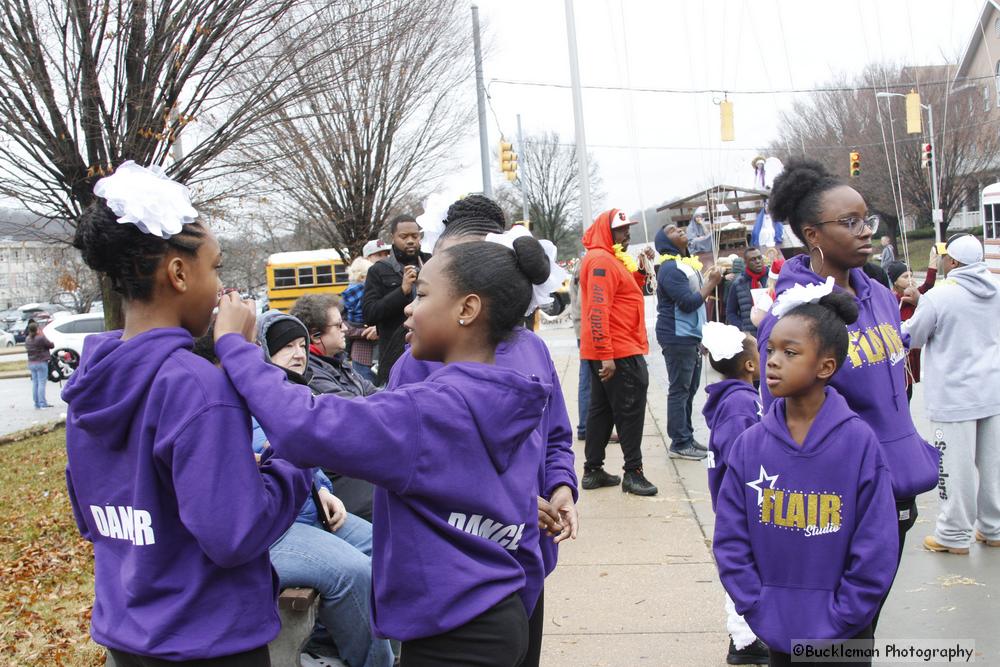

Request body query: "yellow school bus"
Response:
[266, 249, 350, 312]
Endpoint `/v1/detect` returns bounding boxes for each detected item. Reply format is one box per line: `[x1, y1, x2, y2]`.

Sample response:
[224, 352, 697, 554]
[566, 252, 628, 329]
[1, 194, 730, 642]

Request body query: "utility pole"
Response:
[926, 103, 942, 244]
[516, 114, 529, 222]
[564, 0, 592, 227]
[471, 4, 492, 197]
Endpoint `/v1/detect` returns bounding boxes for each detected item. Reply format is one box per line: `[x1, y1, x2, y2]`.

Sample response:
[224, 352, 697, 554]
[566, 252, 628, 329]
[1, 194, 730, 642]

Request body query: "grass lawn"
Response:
[0, 359, 27, 373]
[0, 428, 103, 666]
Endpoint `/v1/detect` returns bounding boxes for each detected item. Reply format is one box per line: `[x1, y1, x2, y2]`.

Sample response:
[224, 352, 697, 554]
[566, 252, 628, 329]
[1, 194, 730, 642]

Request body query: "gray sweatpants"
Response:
[932, 415, 1000, 548]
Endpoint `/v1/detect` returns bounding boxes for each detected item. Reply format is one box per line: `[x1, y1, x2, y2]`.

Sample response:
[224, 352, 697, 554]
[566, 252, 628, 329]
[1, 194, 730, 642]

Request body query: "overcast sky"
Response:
[435, 0, 984, 225]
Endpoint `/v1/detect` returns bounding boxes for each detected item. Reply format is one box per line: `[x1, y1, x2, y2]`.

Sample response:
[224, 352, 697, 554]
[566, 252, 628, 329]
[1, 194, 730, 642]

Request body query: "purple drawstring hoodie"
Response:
[387, 328, 578, 612]
[758, 255, 939, 500]
[62, 328, 312, 660]
[702, 379, 761, 510]
[713, 387, 898, 653]
[215, 333, 551, 641]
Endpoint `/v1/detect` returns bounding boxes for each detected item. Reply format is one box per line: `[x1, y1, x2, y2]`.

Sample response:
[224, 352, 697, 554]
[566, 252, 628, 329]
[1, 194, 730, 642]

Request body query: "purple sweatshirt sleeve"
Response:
[542, 356, 578, 501]
[707, 412, 758, 510]
[217, 334, 419, 493]
[65, 466, 92, 541]
[712, 435, 763, 616]
[168, 404, 312, 568]
[831, 431, 899, 629]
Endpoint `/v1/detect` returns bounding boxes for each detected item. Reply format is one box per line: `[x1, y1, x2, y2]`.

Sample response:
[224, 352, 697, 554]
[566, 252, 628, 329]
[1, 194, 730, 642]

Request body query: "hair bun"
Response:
[818, 292, 859, 326]
[512, 235, 550, 285]
[768, 157, 834, 222]
[74, 200, 122, 277]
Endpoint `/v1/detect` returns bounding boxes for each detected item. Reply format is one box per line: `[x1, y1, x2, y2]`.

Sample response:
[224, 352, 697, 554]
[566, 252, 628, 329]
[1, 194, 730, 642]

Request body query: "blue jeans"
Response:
[269, 515, 393, 667]
[29, 362, 48, 408]
[577, 339, 590, 438]
[662, 343, 702, 449]
[353, 361, 377, 386]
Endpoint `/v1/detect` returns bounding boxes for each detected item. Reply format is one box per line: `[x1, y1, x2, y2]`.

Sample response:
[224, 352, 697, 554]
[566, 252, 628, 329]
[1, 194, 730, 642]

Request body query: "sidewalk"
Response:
[0, 375, 68, 437]
[537, 297, 998, 666]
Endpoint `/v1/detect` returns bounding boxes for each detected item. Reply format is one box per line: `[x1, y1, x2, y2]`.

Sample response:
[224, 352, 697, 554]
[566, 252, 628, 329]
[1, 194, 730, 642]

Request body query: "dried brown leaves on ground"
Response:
[0, 428, 103, 666]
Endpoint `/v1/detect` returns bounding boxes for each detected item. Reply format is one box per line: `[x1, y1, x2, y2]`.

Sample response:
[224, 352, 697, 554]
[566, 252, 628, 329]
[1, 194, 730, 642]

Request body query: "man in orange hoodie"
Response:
[579, 209, 658, 496]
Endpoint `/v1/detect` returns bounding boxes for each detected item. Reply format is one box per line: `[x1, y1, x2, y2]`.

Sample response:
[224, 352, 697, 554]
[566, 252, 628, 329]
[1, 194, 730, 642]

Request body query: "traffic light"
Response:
[849, 151, 861, 177]
[905, 90, 922, 134]
[720, 99, 735, 142]
[921, 143, 933, 169]
[499, 140, 518, 181]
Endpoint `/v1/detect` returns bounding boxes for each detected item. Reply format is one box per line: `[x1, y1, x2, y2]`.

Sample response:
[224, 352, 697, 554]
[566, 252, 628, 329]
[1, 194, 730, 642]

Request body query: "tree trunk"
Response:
[100, 276, 125, 330]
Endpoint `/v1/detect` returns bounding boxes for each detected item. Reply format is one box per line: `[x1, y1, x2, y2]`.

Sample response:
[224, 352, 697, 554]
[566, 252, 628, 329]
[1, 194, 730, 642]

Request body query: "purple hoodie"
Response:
[713, 387, 898, 653]
[216, 333, 551, 641]
[62, 328, 312, 660]
[702, 379, 760, 510]
[388, 329, 578, 611]
[758, 255, 939, 500]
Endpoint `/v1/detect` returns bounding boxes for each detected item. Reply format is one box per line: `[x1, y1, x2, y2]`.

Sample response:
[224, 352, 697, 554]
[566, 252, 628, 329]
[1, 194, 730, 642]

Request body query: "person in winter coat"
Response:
[579, 209, 658, 496]
[63, 163, 311, 664]
[902, 234, 1000, 555]
[715, 293, 898, 666]
[25, 320, 54, 408]
[362, 215, 431, 384]
[291, 293, 378, 520]
[725, 246, 769, 335]
[884, 248, 939, 401]
[757, 158, 939, 628]
[654, 224, 723, 460]
[700, 323, 768, 665]
[388, 194, 579, 667]
[214, 237, 556, 667]
[341, 256, 379, 384]
[253, 311, 393, 667]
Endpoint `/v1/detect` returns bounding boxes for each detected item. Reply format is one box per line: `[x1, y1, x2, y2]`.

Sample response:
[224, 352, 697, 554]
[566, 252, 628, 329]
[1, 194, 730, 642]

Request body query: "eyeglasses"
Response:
[812, 214, 879, 236]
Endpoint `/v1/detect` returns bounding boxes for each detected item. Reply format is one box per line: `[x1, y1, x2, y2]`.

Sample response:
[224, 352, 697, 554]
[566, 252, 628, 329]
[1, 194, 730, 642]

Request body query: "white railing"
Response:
[949, 210, 981, 230]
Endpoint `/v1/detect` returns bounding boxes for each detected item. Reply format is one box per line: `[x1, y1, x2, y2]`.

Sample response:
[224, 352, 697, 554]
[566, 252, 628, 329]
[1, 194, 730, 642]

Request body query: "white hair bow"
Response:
[771, 276, 835, 318]
[701, 321, 747, 361]
[94, 161, 198, 239]
[485, 225, 569, 315]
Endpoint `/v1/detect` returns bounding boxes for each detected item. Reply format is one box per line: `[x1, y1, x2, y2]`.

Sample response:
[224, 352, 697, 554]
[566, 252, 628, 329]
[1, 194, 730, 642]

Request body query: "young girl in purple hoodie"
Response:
[214, 236, 556, 667]
[758, 159, 939, 625]
[714, 292, 898, 667]
[62, 163, 312, 665]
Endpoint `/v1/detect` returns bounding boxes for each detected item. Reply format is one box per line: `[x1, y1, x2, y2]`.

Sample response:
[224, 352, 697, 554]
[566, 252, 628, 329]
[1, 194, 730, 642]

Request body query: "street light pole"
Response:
[471, 4, 492, 197]
[564, 0, 592, 229]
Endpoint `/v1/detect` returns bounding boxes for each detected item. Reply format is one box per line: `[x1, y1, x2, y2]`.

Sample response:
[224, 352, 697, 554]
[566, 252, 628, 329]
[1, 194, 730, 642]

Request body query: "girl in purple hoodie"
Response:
[758, 159, 939, 625]
[62, 163, 312, 665]
[214, 236, 556, 667]
[714, 293, 898, 666]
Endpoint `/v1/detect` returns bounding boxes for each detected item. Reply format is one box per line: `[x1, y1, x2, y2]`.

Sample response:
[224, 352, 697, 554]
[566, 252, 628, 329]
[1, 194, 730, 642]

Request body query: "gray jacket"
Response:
[903, 262, 1000, 422]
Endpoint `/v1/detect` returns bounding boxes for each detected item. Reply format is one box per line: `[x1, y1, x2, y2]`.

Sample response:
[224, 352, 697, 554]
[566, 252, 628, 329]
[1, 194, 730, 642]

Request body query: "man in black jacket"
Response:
[725, 246, 768, 335]
[361, 214, 431, 384]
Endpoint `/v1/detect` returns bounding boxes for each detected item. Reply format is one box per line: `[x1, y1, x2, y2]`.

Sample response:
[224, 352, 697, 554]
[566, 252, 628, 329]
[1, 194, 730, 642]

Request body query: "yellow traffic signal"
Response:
[905, 90, 922, 134]
[849, 151, 861, 177]
[720, 99, 735, 142]
[499, 139, 518, 181]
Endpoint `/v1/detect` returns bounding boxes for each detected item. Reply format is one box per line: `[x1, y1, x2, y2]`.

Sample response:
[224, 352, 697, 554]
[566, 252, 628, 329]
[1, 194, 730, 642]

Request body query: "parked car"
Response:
[0, 329, 14, 347]
[43, 312, 106, 358]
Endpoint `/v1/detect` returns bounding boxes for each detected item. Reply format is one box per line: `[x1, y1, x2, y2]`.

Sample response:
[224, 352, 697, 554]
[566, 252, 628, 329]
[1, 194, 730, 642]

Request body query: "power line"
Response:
[488, 72, 998, 96]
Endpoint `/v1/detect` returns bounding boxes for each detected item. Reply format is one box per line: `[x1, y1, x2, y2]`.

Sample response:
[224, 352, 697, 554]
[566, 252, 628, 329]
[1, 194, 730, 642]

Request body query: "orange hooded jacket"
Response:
[579, 209, 648, 361]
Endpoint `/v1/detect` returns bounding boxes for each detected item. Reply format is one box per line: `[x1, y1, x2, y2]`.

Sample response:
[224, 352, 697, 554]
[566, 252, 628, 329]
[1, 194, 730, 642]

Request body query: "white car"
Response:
[43, 312, 106, 358]
[0, 329, 14, 347]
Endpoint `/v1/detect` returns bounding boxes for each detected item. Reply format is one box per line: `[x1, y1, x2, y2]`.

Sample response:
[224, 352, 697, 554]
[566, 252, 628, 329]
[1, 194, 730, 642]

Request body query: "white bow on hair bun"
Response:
[93, 161, 198, 239]
[485, 225, 569, 316]
[701, 321, 747, 361]
[771, 276, 835, 318]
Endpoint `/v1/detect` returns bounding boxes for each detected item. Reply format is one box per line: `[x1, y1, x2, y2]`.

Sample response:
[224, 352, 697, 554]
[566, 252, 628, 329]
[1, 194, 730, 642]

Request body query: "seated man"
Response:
[290, 294, 378, 521]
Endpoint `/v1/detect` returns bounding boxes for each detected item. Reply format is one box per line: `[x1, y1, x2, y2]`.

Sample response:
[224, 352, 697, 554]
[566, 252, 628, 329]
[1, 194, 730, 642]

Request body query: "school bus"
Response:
[266, 249, 350, 312]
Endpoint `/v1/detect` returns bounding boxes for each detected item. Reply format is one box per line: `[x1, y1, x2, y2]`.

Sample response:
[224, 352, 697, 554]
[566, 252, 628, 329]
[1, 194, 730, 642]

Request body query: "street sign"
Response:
[932, 209, 943, 224]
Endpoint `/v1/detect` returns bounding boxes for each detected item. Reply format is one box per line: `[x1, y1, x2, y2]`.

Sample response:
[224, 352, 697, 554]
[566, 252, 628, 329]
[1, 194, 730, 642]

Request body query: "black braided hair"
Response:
[440, 194, 506, 240]
[74, 199, 206, 301]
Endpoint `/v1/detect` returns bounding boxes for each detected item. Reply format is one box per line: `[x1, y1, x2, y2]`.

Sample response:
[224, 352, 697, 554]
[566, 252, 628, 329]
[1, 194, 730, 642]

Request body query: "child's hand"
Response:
[215, 292, 257, 343]
[537, 496, 563, 537]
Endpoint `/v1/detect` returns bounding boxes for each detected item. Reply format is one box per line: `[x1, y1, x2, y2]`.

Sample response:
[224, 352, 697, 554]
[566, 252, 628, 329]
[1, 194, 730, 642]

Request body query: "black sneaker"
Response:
[622, 469, 658, 496]
[691, 439, 708, 451]
[727, 638, 768, 665]
[669, 444, 707, 460]
[581, 468, 621, 490]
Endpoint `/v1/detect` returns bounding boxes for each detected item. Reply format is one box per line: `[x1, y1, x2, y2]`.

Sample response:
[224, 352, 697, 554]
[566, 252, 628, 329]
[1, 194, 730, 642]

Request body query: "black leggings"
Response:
[518, 588, 544, 667]
[401, 593, 528, 667]
[107, 646, 270, 666]
[872, 497, 918, 631]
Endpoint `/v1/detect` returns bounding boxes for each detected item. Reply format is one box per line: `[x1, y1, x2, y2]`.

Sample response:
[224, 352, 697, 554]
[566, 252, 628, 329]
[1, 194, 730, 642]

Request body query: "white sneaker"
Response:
[300, 653, 349, 667]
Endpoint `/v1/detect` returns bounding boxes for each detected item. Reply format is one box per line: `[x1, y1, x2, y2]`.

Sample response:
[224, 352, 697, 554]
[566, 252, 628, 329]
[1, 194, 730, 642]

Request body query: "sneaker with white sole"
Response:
[669, 444, 707, 461]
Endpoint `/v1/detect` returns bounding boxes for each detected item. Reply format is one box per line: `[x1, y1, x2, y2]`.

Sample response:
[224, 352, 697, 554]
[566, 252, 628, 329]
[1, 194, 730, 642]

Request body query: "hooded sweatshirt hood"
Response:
[654, 227, 684, 256]
[703, 379, 760, 509]
[582, 209, 619, 252]
[757, 254, 939, 500]
[902, 261, 1000, 422]
[214, 332, 553, 641]
[712, 386, 899, 653]
[62, 328, 195, 449]
[654, 227, 706, 345]
[258, 310, 311, 384]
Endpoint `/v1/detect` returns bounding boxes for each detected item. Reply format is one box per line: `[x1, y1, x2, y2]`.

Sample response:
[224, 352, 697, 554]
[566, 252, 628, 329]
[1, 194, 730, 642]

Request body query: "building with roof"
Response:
[0, 209, 75, 309]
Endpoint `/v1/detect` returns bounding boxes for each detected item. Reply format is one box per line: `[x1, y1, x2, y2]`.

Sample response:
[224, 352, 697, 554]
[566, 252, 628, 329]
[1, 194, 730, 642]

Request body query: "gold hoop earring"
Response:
[810, 246, 826, 275]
